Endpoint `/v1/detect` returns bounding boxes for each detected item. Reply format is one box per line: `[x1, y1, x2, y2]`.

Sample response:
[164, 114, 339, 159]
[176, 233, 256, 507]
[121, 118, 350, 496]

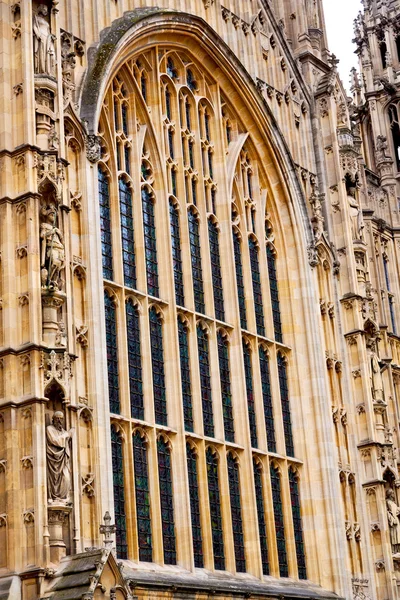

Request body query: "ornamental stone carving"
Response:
[386, 489, 400, 554]
[46, 411, 74, 504]
[40, 202, 65, 291]
[33, 5, 56, 76]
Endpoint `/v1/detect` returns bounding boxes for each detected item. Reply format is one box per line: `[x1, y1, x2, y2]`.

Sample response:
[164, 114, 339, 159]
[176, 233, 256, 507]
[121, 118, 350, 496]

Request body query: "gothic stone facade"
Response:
[2, 0, 400, 599]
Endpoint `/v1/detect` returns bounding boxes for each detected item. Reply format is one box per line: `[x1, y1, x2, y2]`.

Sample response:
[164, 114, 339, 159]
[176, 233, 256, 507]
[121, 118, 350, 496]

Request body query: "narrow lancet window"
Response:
[233, 230, 247, 329]
[259, 347, 276, 453]
[206, 448, 225, 570]
[105, 291, 119, 414]
[253, 460, 269, 575]
[217, 331, 235, 443]
[98, 168, 113, 280]
[243, 341, 258, 448]
[197, 325, 214, 438]
[157, 438, 176, 564]
[249, 238, 265, 336]
[178, 319, 194, 431]
[142, 188, 159, 298]
[186, 444, 204, 567]
[149, 308, 167, 425]
[267, 246, 282, 343]
[111, 425, 127, 559]
[126, 300, 144, 420]
[277, 353, 294, 457]
[289, 469, 307, 580]
[133, 431, 152, 562]
[188, 208, 205, 314]
[270, 464, 288, 577]
[119, 178, 136, 289]
[169, 201, 184, 306]
[208, 219, 225, 321]
[227, 454, 246, 572]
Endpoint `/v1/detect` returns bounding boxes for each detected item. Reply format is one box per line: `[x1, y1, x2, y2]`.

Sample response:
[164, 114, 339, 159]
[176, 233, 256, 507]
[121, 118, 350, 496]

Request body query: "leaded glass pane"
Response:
[178, 319, 193, 431]
[142, 188, 159, 297]
[206, 448, 225, 570]
[277, 353, 294, 457]
[119, 178, 136, 289]
[217, 332, 235, 443]
[270, 465, 288, 577]
[249, 239, 265, 336]
[233, 231, 247, 329]
[243, 342, 258, 448]
[149, 308, 167, 425]
[126, 300, 144, 420]
[267, 247, 283, 343]
[186, 444, 203, 567]
[166, 87, 172, 120]
[259, 347, 276, 453]
[98, 168, 113, 280]
[188, 209, 205, 314]
[253, 460, 269, 575]
[227, 455, 246, 573]
[208, 220, 225, 321]
[289, 469, 307, 580]
[111, 426, 127, 559]
[169, 202, 184, 306]
[197, 326, 214, 438]
[157, 438, 176, 564]
[105, 292, 119, 414]
[122, 103, 128, 135]
[133, 431, 152, 562]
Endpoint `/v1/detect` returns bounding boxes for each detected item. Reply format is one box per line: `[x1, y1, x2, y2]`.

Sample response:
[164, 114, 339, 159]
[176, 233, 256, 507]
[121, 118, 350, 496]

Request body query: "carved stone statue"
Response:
[40, 202, 65, 290]
[376, 135, 390, 162]
[386, 489, 400, 554]
[46, 412, 73, 503]
[347, 186, 364, 240]
[33, 5, 56, 76]
[370, 350, 384, 403]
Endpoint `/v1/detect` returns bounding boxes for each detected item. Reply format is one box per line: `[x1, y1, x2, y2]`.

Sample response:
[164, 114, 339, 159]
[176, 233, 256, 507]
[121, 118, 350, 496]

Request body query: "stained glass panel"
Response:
[126, 299, 144, 420]
[267, 247, 283, 343]
[289, 469, 307, 580]
[270, 464, 288, 577]
[142, 188, 159, 298]
[169, 201, 184, 306]
[208, 219, 225, 322]
[253, 460, 269, 575]
[98, 168, 113, 280]
[277, 353, 294, 457]
[149, 307, 167, 425]
[188, 209, 205, 314]
[227, 454, 246, 573]
[111, 426, 127, 559]
[243, 342, 258, 448]
[186, 444, 204, 567]
[157, 438, 176, 564]
[197, 326, 214, 438]
[133, 431, 152, 562]
[249, 239, 265, 336]
[233, 231, 247, 330]
[217, 332, 235, 443]
[259, 347, 276, 453]
[178, 319, 193, 431]
[105, 292, 119, 414]
[119, 178, 136, 289]
[206, 448, 225, 570]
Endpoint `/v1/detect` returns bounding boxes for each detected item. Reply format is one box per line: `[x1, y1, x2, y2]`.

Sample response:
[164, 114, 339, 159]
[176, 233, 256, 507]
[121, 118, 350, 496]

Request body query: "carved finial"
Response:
[99, 511, 116, 548]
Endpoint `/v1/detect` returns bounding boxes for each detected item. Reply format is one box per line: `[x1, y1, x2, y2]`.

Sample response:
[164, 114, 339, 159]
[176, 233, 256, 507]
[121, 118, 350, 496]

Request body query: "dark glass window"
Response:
[186, 98, 192, 130]
[390, 296, 397, 334]
[171, 169, 177, 197]
[249, 239, 265, 336]
[233, 231, 247, 329]
[259, 347, 276, 453]
[98, 168, 113, 280]
[383, 257, 391, 291]
[169, 202, 185, 306]
[197, 325, 214, 438]
[157, 438, 176, 564]
[211, 188, 217, 216]
[126, 299, 144, 420]
[208, 150, 214, 179]
[208, 220, 225, 322]
[270, 464, 288, 577]
[133, 431, 152, 562]
[141, 73, 147, 102]
[247, 169, 253, 200]
[178, 319, 193, 431]
[119, 178, 136, 289]
[105, 292, 119, 414]
[289, 469, 307, 580]
[186, 444, 203, 567]
[380, 41, 388, 69]
[243, 342, 258, 448]
[142, 188, 159, 298]
[149, 307, 167, 425]
[189, 140, 195, 169]
[188, 208, 205, 314]
[111, 425, 127, 558]
[191, 179, 197, 206]
[122, 103, 128, 135]
[253, 460, 269, 575]
[267, 247, 282, 343]
[206, 448, 225, 570]
[204, 110, 211, 142]
[277, 353, 294, 457]
[167, 57, 176, 79]
[187, 69, 197, 92]
[227, 454, 246, 573]
[114, 100, 120, 131]
[124, 146, 131, 175]
[166, 87, 172, 120]
[226, 122, 231, 145]
[217, 332, 235, 443]
[168, 129, 174, 159]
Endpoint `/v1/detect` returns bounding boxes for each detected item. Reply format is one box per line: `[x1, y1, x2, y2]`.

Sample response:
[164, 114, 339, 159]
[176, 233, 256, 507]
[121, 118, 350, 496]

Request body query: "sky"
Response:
[322, 0, 363, 91]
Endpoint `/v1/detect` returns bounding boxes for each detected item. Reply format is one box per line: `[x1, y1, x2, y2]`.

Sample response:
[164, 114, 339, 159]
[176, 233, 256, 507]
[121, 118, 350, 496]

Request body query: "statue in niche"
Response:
[347, 185, 364, 241]
[370, 347, 384, 403]
[46, 411, 73, 503]
[386, 489, 400, 554]
[55, 321, 67, 347]
[40, 202, 65, 291]
[33, 4, 56, 76]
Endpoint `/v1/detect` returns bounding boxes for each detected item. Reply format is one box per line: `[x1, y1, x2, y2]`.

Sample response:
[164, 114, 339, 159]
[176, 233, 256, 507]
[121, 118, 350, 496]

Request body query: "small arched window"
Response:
[119, 178, 136, 289]
[217, 331, 235, 443]
[133, 431, 152, 561]
[178, 319, 193, 432]
[277, 353, 294, 457]
[267, 246, 283, 343]
[169, 201, 184, 306]
[259, 347, 276, 453]
[157, 437, 176, 564]
[105, 292, 119, 414]
[233, 230, 247, 329]
[98, 167, 113, 280]
[111, 425, 127, 558]
[149, 307, 167, 425]
[126, 300, 143, 420]
[206, 448, 225, 570]
[186, 444, 203, 567]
